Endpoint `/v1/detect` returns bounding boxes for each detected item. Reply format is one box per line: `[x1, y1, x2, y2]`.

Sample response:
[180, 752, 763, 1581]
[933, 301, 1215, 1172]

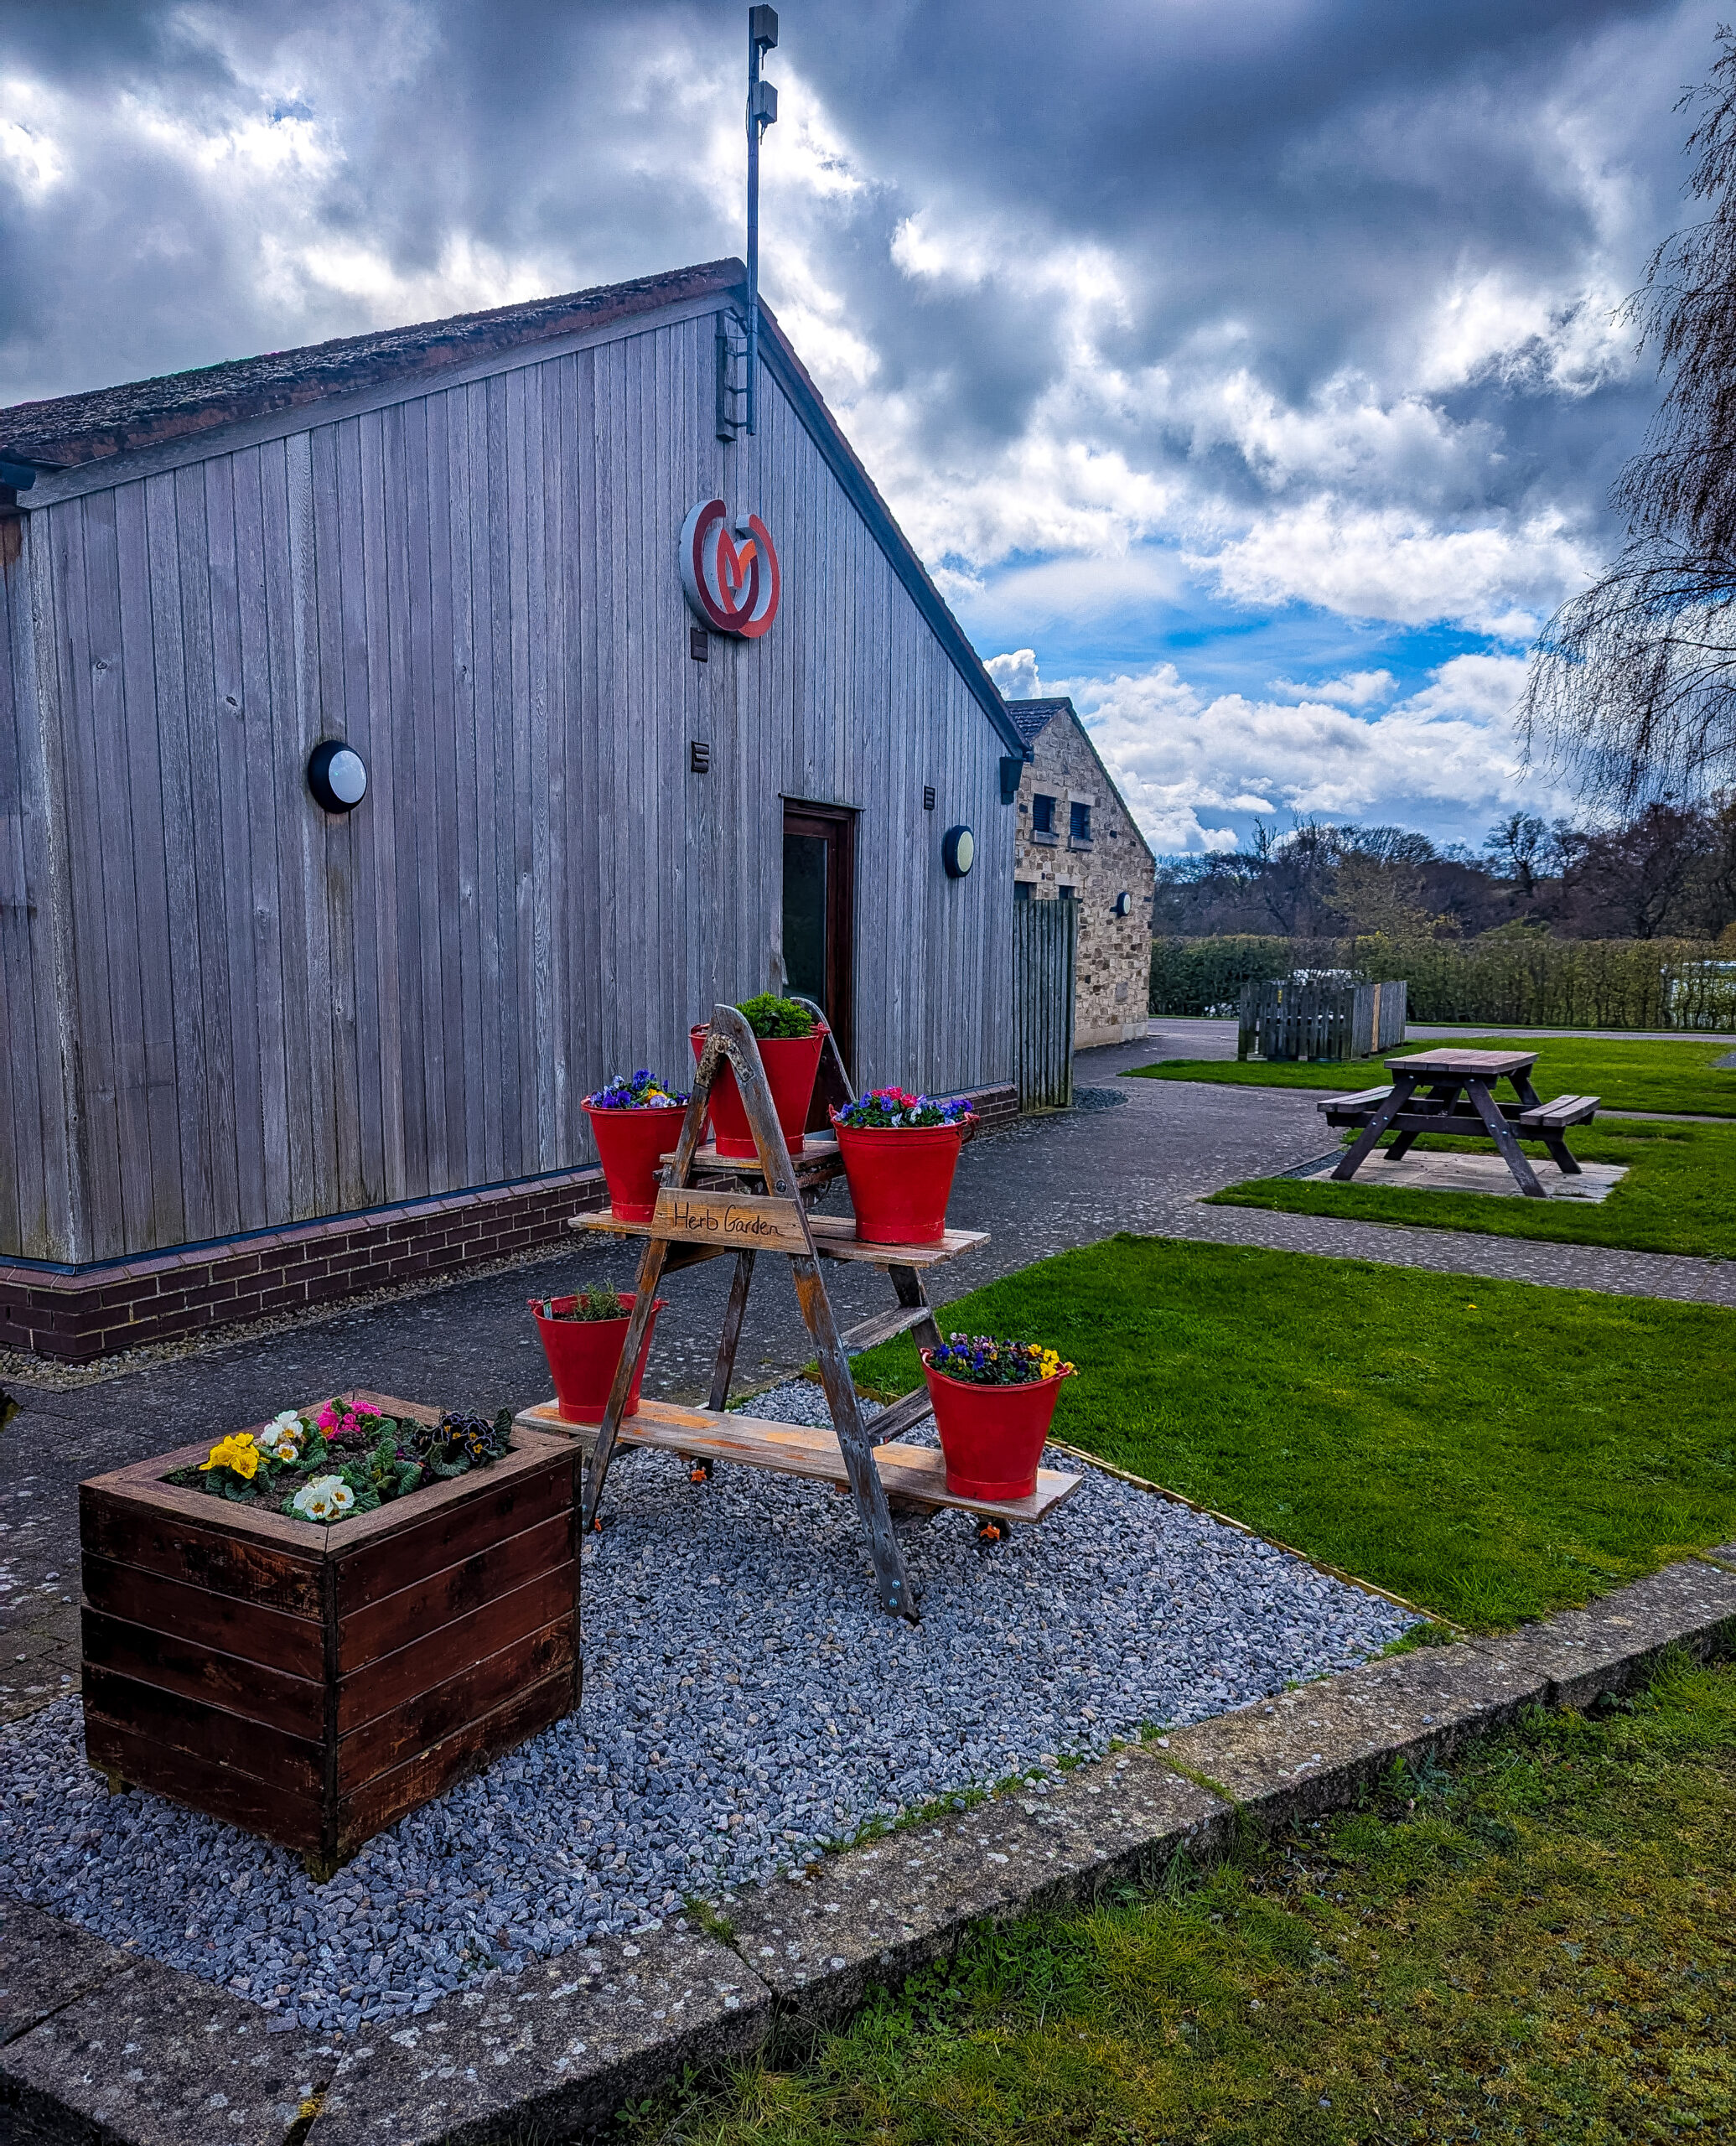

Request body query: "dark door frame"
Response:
[780, 797, 857, 1088]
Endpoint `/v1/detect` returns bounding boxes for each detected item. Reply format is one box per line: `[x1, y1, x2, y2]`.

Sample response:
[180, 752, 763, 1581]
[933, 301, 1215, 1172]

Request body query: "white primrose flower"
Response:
[257, 1410, 306, 1459]
[291, 1475, 355, 1522]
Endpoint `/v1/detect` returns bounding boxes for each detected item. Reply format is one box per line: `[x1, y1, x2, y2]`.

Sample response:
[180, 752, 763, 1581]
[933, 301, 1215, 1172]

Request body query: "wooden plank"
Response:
[337, 1615, 574, 1786]
[78, 1485, 322, 1615]
[648, 1184, 811, 1251]
[80, 1557, 326, 1678]
[335, 1565, 575, 1733]
[80, 1608, 324, 1738]
[1387, 1050, 1536, 1075]
[336, 1668, 573, 1856]
[660, 1134, 840, 1172]
[333, 1445, 574, 1612]
[572, 1205, 987, 1270]
[840, 1302, 935, 1354]
[516, 1397, 1080, 1525]
[82, 1716, 324, 1855]
[336, 1507, 573, 1667]
[863, 1385, 935, 1444]
[83, 1665, 324, 1795]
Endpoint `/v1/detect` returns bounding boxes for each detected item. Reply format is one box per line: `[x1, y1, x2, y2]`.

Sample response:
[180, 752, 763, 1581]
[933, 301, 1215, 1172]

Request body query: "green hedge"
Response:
[1148, 933, 1736, 1030]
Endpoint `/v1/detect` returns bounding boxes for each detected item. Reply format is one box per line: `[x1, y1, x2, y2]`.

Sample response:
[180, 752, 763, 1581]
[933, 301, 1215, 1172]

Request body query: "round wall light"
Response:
[1112, 890, 1132, 916]
[308, 739, 369, 814]
[942, 824, 975, 879]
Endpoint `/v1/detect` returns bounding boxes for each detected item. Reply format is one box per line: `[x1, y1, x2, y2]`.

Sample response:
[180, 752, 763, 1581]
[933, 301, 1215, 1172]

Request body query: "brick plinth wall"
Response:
[0, 1082, 1021, 1363]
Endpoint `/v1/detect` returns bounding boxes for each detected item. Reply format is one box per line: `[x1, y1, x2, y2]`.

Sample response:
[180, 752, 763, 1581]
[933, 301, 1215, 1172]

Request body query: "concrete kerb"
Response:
[4, 1558, 1736, 2144]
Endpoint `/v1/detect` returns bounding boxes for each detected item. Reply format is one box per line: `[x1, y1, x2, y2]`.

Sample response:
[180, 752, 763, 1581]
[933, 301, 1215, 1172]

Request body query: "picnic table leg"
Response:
[1331, 1076, 1414, 1179]
[1537, 1130, 1583, 1176]
[1468, 1079, 1547, 1196]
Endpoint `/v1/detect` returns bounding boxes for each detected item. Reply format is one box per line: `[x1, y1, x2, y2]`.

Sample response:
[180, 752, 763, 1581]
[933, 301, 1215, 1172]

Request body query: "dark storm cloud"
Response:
[0, 0, 1711, 610]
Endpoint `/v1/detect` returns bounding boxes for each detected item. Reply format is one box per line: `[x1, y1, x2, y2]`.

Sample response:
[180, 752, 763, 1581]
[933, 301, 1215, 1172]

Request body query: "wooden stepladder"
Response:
[540, 1003, 1080, 1622]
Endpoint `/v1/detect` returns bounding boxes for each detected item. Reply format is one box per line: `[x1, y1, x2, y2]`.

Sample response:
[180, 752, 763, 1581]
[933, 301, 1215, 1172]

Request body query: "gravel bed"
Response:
[0, 1382, 1412, 2035]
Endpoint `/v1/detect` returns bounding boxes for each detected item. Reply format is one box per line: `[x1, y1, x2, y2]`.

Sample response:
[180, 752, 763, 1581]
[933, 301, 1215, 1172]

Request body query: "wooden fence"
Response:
[1236, 977, 1408, 1062]
[1013, 899, 1077, 1110]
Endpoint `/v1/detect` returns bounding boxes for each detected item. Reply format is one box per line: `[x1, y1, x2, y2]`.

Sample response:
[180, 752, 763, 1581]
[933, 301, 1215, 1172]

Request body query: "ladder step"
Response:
[840, 1303, 934, 1354]
[867, 1385, 936, 1444]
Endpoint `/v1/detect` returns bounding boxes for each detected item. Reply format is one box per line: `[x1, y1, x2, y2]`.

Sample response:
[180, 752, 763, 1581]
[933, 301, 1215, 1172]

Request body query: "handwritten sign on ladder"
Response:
[649, 1186, 811, 1252]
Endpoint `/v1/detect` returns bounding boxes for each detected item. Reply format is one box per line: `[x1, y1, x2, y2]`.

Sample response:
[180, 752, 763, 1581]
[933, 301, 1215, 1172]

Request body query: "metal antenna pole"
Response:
[746, 7, 779, 435]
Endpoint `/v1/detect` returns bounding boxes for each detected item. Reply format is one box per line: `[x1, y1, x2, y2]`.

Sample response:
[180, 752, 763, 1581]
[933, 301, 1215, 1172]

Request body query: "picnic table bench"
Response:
[1319, 1049, 1599, 1198]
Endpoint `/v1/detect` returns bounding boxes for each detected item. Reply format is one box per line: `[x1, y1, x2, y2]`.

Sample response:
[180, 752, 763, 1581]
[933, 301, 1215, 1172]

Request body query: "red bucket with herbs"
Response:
[583, 1068, 688, 1223]
[920, 1335, 1075, 1502]
[832, 1088, 974, 1245]
[692, 994, 827, 1159]
[531, 1288, 666, 1424]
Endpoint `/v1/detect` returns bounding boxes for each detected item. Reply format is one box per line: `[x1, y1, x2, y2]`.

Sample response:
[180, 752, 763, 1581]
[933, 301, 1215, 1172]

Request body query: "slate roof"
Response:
[1003, 697, 1074, 749]
[0, 260, 741, 470]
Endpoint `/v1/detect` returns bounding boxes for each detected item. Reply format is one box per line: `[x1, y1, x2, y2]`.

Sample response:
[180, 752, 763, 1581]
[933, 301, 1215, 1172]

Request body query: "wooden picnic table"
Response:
[1319, 1049, 1599, 1199]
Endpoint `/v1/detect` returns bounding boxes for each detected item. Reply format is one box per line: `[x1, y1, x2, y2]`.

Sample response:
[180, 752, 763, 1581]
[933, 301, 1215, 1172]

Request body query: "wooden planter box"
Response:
[79, 1392, 580, 1877]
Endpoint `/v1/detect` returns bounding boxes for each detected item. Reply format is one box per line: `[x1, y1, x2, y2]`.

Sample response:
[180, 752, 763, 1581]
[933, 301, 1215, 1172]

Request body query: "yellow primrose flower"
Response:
[200, 1433, 259, 1480]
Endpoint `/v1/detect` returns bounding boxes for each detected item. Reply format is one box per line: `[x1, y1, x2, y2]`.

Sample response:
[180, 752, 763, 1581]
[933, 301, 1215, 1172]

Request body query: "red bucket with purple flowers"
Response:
[583, 1068, 688, 1223]
[831, 1088, 975, 1247]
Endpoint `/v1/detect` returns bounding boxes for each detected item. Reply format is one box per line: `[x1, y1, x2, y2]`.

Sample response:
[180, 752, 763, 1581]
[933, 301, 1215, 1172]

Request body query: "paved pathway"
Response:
[6, 1032, 1735, 1723]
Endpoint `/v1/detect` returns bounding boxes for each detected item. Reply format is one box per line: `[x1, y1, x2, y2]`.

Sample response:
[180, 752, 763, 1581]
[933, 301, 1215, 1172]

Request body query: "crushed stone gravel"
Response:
[0, 1381, 1412, 2034]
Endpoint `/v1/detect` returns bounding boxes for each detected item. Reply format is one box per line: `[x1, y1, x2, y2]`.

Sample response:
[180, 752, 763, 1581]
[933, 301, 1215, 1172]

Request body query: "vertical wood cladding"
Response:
[1, 311, 1012, 1262]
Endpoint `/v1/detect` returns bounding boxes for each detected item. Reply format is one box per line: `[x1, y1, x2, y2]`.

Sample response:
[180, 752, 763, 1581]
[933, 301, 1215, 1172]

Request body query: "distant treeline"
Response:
[1148, 933, 1736, 1031]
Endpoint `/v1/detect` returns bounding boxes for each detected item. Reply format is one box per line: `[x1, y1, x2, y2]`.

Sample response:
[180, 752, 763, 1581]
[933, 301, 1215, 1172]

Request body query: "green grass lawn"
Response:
[1208, 1116, 1736, 1262]
[633, 1657, 1736, 2146]
[1127, 1034, 1736, 1116]
[850, 1236, 1736, 1629]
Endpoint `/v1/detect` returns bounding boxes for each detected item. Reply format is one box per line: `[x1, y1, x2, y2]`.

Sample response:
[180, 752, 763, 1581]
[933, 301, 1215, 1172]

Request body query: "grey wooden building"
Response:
[0, 259, 1027, 1358]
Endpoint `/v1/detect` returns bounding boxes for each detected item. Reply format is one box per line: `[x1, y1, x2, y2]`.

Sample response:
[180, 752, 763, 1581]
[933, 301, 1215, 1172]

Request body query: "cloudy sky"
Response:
[0, 0, 1719, 851]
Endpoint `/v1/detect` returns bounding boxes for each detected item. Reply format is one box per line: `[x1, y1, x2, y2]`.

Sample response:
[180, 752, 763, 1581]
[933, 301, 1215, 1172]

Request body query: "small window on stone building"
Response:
[1070, 801, 1092, 843]
[1014, 879, 1034, 903]
[1057, 883, 1075, 902]
[1031, 793, 1056, 835]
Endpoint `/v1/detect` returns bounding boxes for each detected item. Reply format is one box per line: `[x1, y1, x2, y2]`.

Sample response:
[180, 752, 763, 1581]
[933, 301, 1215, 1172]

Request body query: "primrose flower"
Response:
[200, 1433, 259, 1480]
[256, 1412, 304, 1459]
[291, 1475, 355, 1522]
[316, 1401, 340, 1433]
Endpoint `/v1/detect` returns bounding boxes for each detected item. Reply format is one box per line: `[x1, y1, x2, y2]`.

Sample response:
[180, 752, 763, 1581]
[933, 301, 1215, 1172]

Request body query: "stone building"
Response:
[1007, 697, 1155, 1048]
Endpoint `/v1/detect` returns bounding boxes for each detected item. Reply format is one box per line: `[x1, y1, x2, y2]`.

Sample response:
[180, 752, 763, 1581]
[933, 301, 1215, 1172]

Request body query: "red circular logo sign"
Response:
[680, 498, 780, 639]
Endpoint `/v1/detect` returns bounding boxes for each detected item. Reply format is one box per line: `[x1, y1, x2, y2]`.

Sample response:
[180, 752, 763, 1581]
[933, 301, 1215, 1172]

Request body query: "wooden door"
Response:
[782, 802, 856, 1094]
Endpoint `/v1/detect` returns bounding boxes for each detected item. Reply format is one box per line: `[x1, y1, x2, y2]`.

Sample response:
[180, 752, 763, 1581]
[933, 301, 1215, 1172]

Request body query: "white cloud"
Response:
[1038, 650, 1567, 852]
[985, 648, 1041, 700]
[1269, 670, 1396, 707]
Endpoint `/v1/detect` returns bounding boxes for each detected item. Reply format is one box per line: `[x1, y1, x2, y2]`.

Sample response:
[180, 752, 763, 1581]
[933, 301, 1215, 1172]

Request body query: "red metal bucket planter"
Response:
[531, 1293, 666, 1424]
[920, 1356, 1074, 1501]
[831, 1114, 972, 1246]
[692, 1023, 827, 1157]
[583, 1101, 683, 1223]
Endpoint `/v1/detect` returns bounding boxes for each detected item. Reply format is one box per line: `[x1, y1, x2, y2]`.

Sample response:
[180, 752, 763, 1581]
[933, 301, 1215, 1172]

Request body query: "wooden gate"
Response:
[1013, 898, 1077, 1111]
[1236, 977, 1408, 1061]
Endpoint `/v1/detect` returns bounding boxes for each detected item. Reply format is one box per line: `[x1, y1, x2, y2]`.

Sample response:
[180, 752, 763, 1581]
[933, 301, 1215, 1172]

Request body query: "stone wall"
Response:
[1013, 712, 1156, 1047]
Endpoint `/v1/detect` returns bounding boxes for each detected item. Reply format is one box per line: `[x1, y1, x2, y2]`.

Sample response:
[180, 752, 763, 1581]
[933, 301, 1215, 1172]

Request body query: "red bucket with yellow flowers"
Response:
[920, 1335, 1075, 1501]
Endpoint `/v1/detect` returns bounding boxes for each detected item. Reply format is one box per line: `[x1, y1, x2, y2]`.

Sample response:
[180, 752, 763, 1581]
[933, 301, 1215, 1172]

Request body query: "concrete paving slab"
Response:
[1476, 1558, 1736, 1709]
[0, 1958, 330, 2146]
[728, 1760, 1226, 2019]
[0, 1896, 128, 2046]
[1158, 1639, 1550, 1821]
[303, 1925, 769, 2146]
[1310, 1152, 1626, 1201]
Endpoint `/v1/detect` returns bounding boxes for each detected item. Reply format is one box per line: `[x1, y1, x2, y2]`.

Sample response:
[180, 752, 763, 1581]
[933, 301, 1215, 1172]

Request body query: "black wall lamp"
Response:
[942, 824, 975, 878]
[308, 739, 369, 813]
[1112, 890, 1132, 916]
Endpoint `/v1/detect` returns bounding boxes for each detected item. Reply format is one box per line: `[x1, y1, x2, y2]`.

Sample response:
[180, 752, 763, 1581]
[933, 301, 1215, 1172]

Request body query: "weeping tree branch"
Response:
[1524, 27, 1736, 808]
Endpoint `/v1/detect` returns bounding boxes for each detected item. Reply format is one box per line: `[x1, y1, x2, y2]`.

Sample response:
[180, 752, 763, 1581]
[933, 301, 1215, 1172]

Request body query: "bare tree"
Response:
[1523, 30, 1736, 807]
